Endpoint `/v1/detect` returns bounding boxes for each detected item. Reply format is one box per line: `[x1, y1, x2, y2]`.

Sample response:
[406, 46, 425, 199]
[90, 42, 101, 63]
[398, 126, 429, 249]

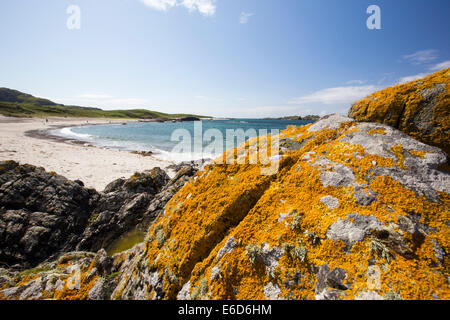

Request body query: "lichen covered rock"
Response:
[1, 114, 449, 300]
[124, 114, 448, 300]
[348, 68, 449, 155]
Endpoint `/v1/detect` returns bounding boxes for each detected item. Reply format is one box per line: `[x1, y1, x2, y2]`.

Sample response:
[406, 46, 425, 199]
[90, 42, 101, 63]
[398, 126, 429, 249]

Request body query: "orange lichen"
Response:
[138, 113, 449, 300]
[390, 145, 408, 170]
[367, 128, 386, 135]
[349, 68, 450, 155]
[408, 149, 427, 159]
[53, 274, 98, 300]
[2, 77, 449, 300]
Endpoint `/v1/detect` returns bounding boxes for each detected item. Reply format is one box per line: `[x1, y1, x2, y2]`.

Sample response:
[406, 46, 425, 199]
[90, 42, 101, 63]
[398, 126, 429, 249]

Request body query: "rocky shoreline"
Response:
[0, 161, 197, 270]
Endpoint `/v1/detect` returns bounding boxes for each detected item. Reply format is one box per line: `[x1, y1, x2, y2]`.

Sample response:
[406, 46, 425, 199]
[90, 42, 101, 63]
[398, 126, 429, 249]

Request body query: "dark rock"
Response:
[0, 161, 98, 269]
[0, 161, 196, 269]
[76, 166, 196, 252]
[180, 117, 200, 122]
[314, 265, 348, 299]
[122, 168, 169, 194]
[103, 178, 125, 194]
[131, 151, 154, 157]
[167, 159, 210, 173]
[280, 138, 307, 151]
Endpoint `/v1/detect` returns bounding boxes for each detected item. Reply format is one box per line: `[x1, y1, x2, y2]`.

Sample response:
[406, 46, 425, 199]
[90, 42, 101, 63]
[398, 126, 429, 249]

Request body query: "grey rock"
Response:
[216, 237, 237, 261]
[280, 138, 307, 151]
[432, 239, 446, 265]
[307, 114, 352, 133]
[88, 277, 105, 300]
[263, 282, 282, 300]
[317, 160, 357, 188]
[314, 265, 348, 300]
[210, 266, 221, 281]
[326, 213, 382, 247]
[19, 278, 43, 300]
[355, 291, 384, 300]
[320, 196, 339, 209]
[354, 189, 377, 206]
[177, 281, 191, 300]
[261, 244, 284, 275]
[339, 122, 449, 202]
[0, 286, 24, 298]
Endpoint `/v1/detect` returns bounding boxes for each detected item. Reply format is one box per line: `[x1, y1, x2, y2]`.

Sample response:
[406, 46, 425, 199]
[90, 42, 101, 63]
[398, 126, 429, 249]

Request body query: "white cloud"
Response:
[289, 85, 379, 105]
[397, 73, 427, 84]
[345, 80, 366, 85]
[78, 93, 113, 99]
[395, 58, 449, 84]
[430, 60, 450, 71]
[402, 49, 438, 65]
[52, 94, 151, 110]
[140, 0, 216, 16]
[239, 12, 254, 24]
[140, 0, 177, 11]
[182, 0, 216, 16]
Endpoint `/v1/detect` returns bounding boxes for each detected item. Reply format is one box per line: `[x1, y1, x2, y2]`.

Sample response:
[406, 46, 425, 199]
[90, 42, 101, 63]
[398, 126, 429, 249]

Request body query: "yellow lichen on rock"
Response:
[367, 128, 386, 136]
[135, 114, 449, 300]
[1, 78, 449, 300]
[349, 68, 449, 155]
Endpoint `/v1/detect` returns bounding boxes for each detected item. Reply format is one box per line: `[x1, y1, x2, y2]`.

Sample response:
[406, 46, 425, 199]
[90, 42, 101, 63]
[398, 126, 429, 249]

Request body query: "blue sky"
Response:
[0, 0, 449, 118]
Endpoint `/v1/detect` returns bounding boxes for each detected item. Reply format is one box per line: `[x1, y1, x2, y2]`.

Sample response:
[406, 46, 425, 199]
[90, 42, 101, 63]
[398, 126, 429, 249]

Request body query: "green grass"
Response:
[17, 265, 55, 277]
[0, 88, 211, 119]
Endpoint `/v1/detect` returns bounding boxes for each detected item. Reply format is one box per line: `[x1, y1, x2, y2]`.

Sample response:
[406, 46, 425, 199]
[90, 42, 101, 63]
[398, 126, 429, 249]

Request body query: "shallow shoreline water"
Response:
[50, 118, 315, 162]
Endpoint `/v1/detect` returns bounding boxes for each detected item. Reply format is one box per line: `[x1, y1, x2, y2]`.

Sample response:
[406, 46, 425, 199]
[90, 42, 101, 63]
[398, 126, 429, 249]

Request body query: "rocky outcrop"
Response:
[0, 161, 197, 270]
[0, 161, 98, 269]
[75, 168, 170, 252]
[348, 68, 449, 155]
[76, 166, 197, 252]
[135, 114, 449, 300]
[2, 113, 448, 300]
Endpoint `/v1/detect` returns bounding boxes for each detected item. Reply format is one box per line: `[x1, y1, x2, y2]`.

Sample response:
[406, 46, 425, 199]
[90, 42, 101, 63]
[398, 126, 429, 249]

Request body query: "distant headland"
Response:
[0, 87, 211, 121]
[263, 115, 321, 121]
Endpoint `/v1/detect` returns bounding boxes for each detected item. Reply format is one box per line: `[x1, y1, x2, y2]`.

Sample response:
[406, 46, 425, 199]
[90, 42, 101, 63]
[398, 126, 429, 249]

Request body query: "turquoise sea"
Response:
[53, 119, 314, 162]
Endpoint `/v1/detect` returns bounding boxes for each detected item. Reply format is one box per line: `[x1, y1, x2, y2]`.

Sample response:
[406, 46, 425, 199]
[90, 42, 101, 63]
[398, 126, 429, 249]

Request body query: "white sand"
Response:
[0, 116, 175, 191]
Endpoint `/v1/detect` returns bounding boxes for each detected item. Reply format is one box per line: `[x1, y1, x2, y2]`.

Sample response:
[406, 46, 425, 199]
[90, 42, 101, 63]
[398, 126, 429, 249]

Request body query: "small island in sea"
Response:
[263, 115, 321, 121]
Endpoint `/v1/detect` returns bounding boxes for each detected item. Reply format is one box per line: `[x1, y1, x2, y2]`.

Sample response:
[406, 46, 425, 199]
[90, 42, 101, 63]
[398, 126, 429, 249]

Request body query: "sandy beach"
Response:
[0, 116, 176, 191]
